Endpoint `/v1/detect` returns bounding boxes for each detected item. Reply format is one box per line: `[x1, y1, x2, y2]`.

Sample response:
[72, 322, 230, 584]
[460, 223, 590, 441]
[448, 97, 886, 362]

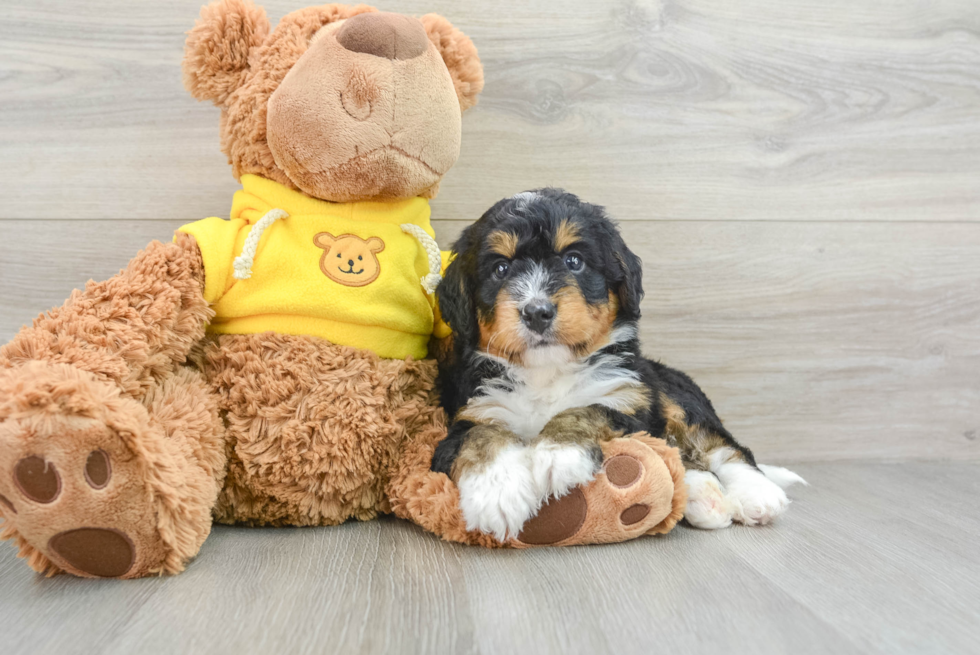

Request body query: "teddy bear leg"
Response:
[199, 333, 445, 527]
[0, 232, 220, 577]
[0, 232, 210, 396]
[0, 363, 225, 578]
[512, 434, 687, 547]
[389, 427, 687, 548]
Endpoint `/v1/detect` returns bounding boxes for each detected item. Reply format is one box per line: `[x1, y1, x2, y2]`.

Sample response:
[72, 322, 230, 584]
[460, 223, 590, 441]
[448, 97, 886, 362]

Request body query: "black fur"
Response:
[432, 189, 756, 475]
[430, 420, 476, 475]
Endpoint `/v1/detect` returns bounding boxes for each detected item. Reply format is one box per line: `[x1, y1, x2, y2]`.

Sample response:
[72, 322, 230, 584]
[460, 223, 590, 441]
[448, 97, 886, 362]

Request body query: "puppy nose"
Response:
[522, 302, 556, 334]
[336, 12, 429, 60]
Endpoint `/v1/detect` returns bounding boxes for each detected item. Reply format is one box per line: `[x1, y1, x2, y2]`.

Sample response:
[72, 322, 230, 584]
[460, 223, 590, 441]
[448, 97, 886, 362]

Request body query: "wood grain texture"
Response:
[0, 462, 978, 655]
[2, 3, 978, 654]
[435, 219, 980, 461]
[2, 219, 977, 462]
[1, 0, 978, 220]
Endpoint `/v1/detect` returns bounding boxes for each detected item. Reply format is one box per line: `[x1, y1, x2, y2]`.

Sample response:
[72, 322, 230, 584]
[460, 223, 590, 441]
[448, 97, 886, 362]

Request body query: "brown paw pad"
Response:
[620, 503, 651, 526]
[48, 528, 135, 578]
[84, 450, 112, 489]
[14, 456, 61, 504]
[605, 455, 642, 488]
[517, 488, 588, 545]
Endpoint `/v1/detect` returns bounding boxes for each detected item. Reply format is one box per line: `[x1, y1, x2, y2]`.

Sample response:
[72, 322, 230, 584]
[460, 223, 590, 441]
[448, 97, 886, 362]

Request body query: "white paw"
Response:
[530, 442, 599, 500]
[684, 469, 736, 529]
[457, 445, 540, 541]
[717, 462, 790, 526]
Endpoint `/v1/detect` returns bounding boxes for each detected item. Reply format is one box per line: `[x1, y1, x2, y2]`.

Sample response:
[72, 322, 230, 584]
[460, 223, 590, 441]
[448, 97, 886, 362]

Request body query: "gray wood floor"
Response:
[2, 1, 979, 653]
[1, 462, 978, 655]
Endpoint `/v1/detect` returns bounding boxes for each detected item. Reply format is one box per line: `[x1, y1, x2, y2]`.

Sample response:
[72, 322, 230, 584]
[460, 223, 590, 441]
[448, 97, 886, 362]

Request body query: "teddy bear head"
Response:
[183, 1, 483, 202]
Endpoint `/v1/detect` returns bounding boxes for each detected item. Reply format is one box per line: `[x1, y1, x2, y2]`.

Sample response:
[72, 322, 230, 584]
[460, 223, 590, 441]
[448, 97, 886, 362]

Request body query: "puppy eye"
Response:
[564, 252, 584, 272]
[493, 261, 510, 279]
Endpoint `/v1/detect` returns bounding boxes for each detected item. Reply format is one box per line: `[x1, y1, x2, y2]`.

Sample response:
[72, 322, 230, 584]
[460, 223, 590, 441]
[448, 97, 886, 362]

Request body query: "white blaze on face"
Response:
[510, 263, 551, 312]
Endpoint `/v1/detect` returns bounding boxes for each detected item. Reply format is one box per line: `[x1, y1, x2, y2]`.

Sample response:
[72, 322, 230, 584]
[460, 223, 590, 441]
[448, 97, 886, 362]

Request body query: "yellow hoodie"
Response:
[178, 174, 451, 360]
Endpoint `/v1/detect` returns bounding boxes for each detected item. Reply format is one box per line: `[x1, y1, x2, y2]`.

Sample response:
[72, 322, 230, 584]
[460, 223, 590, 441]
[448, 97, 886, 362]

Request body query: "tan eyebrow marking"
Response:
[554, 219, 580, 251]
[488, 230, 519, 258]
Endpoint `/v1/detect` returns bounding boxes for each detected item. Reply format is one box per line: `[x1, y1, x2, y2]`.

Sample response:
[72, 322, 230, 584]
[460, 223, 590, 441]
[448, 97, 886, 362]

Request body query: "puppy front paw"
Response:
[530, 441, 601, 500]
[457, 445, 540, 541]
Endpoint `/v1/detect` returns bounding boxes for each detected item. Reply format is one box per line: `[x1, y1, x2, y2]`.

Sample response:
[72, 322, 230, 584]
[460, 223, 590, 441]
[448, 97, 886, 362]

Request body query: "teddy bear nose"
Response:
[336, 12, 429, 60]
[348, 259, 355, 267]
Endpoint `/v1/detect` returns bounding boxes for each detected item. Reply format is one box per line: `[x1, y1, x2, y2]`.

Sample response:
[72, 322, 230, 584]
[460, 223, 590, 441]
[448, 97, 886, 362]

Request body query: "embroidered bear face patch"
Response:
[313, 232, 385, 287]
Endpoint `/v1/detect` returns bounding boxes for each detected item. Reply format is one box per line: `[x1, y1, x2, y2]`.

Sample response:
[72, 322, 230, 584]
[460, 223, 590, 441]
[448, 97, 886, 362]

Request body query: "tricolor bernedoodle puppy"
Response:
[432, 189, 806, 540]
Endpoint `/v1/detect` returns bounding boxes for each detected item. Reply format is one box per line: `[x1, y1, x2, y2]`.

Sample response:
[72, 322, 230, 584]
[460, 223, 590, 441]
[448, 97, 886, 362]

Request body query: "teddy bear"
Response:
[0, 0, 686, 579]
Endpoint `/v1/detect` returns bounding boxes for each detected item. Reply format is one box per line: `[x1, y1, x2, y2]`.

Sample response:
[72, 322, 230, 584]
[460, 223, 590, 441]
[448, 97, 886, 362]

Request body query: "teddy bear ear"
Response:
[182, 0, 271, 106]
[419, 14, 484, 112]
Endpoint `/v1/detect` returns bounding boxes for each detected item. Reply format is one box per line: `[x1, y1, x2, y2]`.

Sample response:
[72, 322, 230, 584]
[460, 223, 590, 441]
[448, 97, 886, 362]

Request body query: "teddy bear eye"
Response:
[358, 255, 362, 261]
[337, 253, 341, 258]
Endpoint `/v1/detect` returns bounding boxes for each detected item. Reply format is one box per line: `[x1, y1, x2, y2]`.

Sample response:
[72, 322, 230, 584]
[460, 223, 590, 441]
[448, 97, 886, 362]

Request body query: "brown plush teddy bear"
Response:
[0, 1, 686, 578]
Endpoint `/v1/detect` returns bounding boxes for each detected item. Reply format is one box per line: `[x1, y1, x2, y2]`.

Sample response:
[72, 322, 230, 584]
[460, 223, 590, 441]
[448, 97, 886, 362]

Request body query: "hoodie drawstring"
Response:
[232, 208, 289, 280]
[400, 223, 443, 295]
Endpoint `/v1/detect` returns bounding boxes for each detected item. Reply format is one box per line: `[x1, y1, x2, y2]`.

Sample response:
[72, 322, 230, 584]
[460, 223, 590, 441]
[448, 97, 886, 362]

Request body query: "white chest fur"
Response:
[463, 344, 644, 440]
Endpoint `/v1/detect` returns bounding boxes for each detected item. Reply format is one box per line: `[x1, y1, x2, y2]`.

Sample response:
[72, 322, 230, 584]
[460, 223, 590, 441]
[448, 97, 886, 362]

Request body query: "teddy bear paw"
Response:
[514, 435, 682, 547]
[0, 362, 170, 578]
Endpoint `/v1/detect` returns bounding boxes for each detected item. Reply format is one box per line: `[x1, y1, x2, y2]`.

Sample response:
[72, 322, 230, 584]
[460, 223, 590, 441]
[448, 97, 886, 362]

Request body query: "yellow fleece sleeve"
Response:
[432, 250, 454, 338]
[177, 217, 248, 305]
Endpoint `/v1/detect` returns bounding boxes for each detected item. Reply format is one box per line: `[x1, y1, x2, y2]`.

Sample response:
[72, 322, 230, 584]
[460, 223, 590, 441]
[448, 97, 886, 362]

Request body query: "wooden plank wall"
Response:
[1, 0, 978, 461]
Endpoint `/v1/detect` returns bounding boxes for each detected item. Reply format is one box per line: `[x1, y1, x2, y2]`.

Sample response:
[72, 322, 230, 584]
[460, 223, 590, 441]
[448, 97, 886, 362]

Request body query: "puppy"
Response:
[432, 189, 805, 540]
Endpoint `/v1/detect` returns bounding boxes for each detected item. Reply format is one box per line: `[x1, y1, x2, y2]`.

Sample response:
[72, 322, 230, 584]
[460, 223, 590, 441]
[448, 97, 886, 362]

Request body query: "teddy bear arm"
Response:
[0, 232, 211, 399]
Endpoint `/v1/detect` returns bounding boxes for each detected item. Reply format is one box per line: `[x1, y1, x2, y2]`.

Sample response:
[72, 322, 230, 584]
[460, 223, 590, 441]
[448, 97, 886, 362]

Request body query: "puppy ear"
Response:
[420, 14, 484, 112]
[183, 0, 270, 106]
[613, 238, 644, 320]
[437, 235, 477, 346]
